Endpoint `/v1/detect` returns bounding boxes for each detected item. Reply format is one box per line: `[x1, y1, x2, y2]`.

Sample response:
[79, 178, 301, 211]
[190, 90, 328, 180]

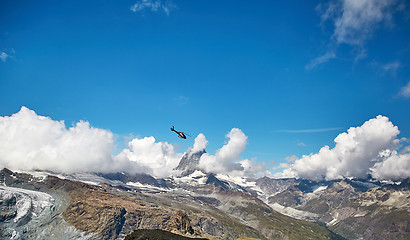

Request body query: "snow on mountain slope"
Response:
[0, 185, 54, 224]
[172, 170, 208, 186]
[125, 181, 170, 192]
[268, 202, 319, 221]
[313, 185, 328, 193]
[215, 174, 256, 188]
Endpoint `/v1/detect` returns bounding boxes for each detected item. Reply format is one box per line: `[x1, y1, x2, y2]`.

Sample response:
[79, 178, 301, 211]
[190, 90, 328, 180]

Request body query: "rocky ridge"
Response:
[262, 177, 409, 239]
[0, 168, 343, 240]
[175, 149, 206, 176]
[1, 150, 409, 240]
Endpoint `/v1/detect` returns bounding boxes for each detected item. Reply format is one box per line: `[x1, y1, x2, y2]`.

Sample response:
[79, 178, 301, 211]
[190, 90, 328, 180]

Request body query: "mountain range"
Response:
[1, 149, 409, 239]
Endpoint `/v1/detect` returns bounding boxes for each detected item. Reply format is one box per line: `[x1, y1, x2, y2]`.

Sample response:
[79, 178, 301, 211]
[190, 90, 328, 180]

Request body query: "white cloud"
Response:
[0, 107, 117, 173]
[401, 145, 410, 154]
[116, 136, 182, 178]
[382, 61, 401, 73]
[285, 155, 298, 162]
[0, 107, 182, 177]
[2, 108, 407, 181]
[191, 133, 208, 153]
[189, 129, 269, 177]
[371, 149, 410, 180]
[354, 48, 367, 62]
[174, 96, 189, 105]
[276, 115, 410, 181]
[326, 0, 398, 45]
[238, 159, 270, 178]
[0, 107, 270, 178]
[0, 51, 9, 62]
[398, 81, 410, 98]
[305, 51, 336, 70]
[297, 141, 306, 146]
[275, 162, 292, 170]
[309, 0, 401, 68]
[130, 0, 175, 16]
[199, 128, 247, 175]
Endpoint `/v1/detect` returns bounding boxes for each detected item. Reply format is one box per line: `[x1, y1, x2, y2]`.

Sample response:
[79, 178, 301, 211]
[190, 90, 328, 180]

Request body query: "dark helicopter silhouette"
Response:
[171, 126, 189, 139]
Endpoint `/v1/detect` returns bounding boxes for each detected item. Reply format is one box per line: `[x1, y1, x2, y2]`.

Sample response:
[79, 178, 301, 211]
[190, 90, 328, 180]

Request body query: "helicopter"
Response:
[171, 126, 189, 139]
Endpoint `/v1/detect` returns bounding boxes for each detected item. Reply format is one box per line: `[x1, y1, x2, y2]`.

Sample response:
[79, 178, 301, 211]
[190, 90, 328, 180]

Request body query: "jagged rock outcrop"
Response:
[255, 177, 297, 197]
[166, 211, 199, 236]
[61, 182, 176, 239]
[175, 149, 206, 176]
[125, 229, 209, 240]
[206, 174, 230, 190]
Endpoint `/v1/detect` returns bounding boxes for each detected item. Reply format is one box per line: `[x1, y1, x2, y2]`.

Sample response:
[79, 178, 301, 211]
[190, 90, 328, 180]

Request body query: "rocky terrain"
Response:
[0, 168, 342, 240]
[124, 229, 209, 240]
[0, 151, 409, 240]
[175, 150, 207, 176]
[264, 177, 409, 239]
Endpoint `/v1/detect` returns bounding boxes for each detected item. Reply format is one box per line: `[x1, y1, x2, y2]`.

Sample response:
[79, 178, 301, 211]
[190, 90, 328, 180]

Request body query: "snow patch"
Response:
[328, 217, 338, 226]
[268, 202, 319, 221]
[354, 212, 366, 217]
[126, 182, 169, 192]
[313, 185, 328, 193]
[215, 174, 256, 187]
[0, 186, 54, 224]
[173, 170, 207, 185]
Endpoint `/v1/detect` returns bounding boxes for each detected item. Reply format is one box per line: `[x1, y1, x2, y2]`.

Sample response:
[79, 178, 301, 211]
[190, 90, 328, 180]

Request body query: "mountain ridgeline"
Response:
[175, 149, 206, 176]
[0, 150, 409, 240]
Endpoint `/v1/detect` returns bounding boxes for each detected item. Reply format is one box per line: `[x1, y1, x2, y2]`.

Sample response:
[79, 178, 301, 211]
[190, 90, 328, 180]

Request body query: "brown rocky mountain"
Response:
[1, 162, 409, 240]
[0, 168, 343, 240]
[264, 177, 409, 240]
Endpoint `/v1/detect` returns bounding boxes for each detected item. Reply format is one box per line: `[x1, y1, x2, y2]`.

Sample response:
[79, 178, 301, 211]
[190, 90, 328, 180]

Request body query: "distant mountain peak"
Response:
[175, 149, 206, 176]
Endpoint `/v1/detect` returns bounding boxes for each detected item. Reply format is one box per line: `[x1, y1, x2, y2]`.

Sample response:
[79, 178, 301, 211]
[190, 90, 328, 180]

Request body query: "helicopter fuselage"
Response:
[171, 126, 186, 139]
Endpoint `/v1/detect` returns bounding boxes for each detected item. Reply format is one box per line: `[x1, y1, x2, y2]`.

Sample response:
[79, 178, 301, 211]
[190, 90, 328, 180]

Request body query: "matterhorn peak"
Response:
[174, 148, 206, 176]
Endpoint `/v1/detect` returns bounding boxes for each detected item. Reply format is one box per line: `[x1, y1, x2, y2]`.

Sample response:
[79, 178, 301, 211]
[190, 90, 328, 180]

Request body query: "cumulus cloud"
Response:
[398, 81, 410, 98]
[276, 115, 409, 180]
[0, 107, 116, 173]
[198, 128, 247, 175]
[238, 159, 270, 178]
[309, 0, 401, 68]
[8, 108, 408, 181]
[371, 149, 410, 180]
[116, 136, 182, 178]
[191, 133, 208, 153]
[188, 129, 269, 177]
[0, 107, 269, 178]
[0, 107, 184, 177]
[130, 0, 175, 16]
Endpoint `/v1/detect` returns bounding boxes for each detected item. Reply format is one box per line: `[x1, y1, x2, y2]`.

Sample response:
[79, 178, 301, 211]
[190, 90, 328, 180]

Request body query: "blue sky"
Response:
[1, 0, 409, 176]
